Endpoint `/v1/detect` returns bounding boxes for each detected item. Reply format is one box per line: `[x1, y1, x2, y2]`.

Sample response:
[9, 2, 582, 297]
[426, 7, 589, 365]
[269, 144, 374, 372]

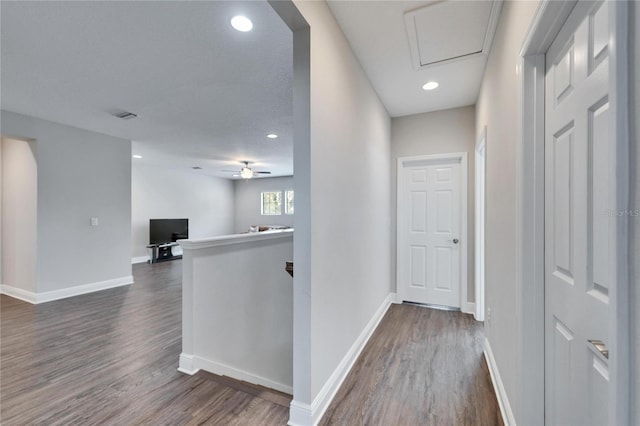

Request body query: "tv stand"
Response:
[147, 242, 182, 263]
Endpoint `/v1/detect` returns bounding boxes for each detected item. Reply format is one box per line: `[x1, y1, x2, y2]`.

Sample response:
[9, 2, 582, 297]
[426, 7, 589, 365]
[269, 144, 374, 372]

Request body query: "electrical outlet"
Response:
[487, 307, 492, 325]
[90, 217, 99, 227]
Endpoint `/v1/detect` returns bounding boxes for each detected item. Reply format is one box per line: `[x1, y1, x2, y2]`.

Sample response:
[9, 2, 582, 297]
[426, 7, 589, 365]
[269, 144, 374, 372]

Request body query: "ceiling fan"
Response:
[223, 161, 271, 179]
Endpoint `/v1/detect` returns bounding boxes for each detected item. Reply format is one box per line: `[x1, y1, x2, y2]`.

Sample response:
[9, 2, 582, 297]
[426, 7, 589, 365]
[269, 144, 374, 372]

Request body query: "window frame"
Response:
[260, 191, 283, 216]
[284, 190, 294, 215]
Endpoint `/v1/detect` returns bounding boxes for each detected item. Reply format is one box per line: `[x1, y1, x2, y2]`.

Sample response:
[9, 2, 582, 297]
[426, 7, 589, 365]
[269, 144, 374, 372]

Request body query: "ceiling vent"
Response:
[405, 0, 502, 70]
[112, 111, 138, 120]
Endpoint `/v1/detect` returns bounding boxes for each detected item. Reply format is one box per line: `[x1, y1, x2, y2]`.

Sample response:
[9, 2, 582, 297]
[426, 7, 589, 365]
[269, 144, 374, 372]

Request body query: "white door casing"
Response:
[517, 1, 629, 424]
[397, 153, 468, 309]
[475, 128, 486, 321]
[544, 1, 618, 424]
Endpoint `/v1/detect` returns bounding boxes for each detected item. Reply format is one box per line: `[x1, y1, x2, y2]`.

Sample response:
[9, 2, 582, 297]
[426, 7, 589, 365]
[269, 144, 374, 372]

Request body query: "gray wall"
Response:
[391, 105, 476, 301]
[474, 0, 540, 419]
[1, 110, 132, 292]
[630, 1, 639, 423]
[233, 176, 294, 233]
[1, 138, 38, 292]
[131, 164, 234, 259]
[292, 0, 391, 402]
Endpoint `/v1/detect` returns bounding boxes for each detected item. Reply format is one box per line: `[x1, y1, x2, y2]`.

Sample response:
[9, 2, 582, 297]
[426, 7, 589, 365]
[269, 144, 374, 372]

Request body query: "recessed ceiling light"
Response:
[422, 81, 439, 91]
[231, 16, 253, 32]
[266, 133, 278, 139]
[133, 154, 142, 159]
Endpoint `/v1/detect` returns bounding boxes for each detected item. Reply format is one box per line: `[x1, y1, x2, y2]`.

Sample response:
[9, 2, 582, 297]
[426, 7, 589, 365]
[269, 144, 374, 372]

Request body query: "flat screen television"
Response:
[149, 219, 189, 245]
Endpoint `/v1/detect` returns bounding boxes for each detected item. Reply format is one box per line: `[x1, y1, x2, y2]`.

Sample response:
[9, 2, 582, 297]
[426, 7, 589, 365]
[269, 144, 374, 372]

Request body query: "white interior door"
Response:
[398, 156, 462, 308]
[544, 1, 613, 424]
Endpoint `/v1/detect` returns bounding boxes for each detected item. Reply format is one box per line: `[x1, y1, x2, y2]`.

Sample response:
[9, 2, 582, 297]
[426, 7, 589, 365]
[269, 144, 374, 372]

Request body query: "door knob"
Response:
[451, 238, 459, 244]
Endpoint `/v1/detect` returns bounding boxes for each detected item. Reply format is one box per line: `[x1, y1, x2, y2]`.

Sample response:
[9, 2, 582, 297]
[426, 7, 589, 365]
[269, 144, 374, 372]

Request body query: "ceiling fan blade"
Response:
[253, 171, 271, 174]
[221, 170, 239, 172]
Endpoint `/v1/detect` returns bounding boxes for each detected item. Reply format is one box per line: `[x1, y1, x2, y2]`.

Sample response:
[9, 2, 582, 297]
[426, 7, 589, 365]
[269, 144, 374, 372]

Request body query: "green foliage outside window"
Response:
[261, 191, 282, 215]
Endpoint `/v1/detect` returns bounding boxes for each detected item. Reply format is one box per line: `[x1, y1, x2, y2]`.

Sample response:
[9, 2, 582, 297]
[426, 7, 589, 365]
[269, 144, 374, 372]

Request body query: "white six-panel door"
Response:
[544, 1, 612, 424]
[398, 157, 462, 308]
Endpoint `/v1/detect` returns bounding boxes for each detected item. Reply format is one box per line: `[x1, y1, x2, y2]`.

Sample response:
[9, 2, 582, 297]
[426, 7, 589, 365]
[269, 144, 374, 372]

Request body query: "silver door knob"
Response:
[452, 238, 459, 244]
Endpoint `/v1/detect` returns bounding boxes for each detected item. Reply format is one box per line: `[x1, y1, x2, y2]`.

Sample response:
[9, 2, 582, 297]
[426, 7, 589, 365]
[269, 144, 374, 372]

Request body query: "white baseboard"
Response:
[132, 256, 150, 264]
[463, 302, 476, 317]
[180, 354, 292, 395]
[0, 276, 134, 304]
[289, 400, 314, 426]
[178, 353, 198, 375]
[288, 292, 396, 426]
[484, 338, 516, 426]
[0, 285, 37, 304]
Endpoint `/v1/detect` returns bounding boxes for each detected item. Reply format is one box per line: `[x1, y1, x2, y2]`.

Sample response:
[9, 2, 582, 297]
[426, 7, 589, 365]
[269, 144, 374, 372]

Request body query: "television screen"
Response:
[149, 219, 189, 245]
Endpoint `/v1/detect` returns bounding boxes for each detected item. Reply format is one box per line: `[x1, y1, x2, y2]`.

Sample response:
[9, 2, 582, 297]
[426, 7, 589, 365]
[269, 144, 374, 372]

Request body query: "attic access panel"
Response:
[405, 0, 502, 70]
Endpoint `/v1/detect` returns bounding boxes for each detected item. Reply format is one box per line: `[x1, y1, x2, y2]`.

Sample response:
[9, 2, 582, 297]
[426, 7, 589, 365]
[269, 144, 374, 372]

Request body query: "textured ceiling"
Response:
[1, 1, 293, 178]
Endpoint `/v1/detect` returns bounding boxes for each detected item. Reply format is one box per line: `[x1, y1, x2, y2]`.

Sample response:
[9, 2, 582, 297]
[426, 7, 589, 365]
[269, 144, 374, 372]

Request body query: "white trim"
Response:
[0, 276, 134, 304]
[178, 352, 292, 395]
[404, 1, 502, 71]
[178, 353, 198, 375]
[132, 255, 149, 264]
[517, 3, 576, 424]
[0, 285, 37, 304]
[179, 228, 292, 250]
[396, 152, 468, 310]
[191, 355, 293, 395]
[517, 1, 630, 425]
[475, 127, 486, 322]
[288, 400, 313, 426]
[288, 293, 395, 426]
[465, 302, 476, 318]
[484, 338, 516, 426]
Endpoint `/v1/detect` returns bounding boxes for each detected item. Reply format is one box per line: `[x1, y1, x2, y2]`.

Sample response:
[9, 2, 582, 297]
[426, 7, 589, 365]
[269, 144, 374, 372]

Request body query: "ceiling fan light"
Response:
[240, 167, 253, 179]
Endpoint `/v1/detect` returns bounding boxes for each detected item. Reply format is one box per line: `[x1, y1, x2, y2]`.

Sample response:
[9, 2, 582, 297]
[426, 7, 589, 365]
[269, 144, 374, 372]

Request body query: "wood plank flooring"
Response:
[0, 261, 290, 425]
[1, 260, 501, 425]
[320, 303, 503, 426]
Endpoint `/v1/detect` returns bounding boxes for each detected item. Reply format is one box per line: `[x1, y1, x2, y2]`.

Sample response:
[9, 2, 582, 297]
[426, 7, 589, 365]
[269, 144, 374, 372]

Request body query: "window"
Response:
[285, 190, 294, 214]
[261, 191, 282, 215]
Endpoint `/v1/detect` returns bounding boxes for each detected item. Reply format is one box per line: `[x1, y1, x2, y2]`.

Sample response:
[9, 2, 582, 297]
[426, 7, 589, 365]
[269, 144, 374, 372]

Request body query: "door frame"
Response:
[475, 128, 486, 322]
[396, 152, 470, 313]
[517, 1, 630, 425]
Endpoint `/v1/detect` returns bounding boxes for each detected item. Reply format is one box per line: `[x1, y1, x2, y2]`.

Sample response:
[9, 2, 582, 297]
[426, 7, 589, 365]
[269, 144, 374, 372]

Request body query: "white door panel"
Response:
[545, 1, 612, 424]
[400, 159, 462, 308]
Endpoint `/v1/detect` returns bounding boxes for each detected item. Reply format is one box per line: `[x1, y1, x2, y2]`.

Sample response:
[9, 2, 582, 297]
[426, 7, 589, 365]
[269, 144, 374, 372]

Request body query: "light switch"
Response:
[90, 217, 99, 227]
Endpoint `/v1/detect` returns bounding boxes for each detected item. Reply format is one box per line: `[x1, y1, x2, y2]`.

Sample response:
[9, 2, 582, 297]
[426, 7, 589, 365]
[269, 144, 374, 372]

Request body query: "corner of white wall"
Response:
[289, 293, 396, 425]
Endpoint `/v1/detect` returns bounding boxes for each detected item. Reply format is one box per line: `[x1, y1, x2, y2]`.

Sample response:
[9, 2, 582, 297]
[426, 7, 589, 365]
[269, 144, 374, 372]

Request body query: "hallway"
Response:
[322, 304, 502, 425]
[1, 261, 500, 425]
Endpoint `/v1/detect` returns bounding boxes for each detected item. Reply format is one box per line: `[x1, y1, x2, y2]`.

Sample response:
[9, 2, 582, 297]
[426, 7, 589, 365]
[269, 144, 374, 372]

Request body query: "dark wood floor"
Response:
[1, 260, 501, 425]
[321, 303, 503, 426]
[0, 260, 290, 425]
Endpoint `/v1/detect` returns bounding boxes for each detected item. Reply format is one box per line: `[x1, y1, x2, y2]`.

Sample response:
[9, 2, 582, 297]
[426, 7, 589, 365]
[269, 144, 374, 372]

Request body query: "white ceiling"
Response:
[327, 0, 501, 117]
[1, 1, 293, 178]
